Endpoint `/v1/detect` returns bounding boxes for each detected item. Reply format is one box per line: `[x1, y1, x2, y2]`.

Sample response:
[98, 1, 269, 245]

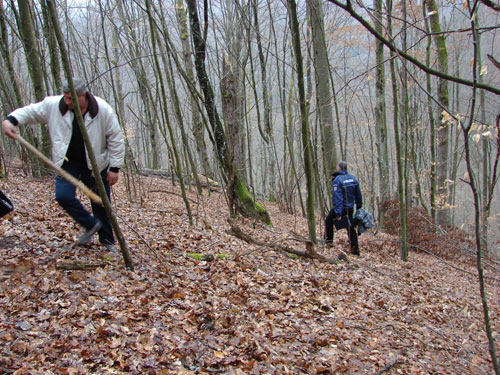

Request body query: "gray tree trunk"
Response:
[307, 0, 338, 201]
[373, 0, 390, 228]
[287, 0, 317, 242]
[425, 0, 451, 225]
[387, 0, 409, 261]
[175, 1, 213, 179]
[16, 0, 50, 175]
[185, 0, 271, 225]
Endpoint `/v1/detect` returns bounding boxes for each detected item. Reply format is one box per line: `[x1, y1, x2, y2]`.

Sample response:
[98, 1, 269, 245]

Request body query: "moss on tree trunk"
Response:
[229, 174, 272, 226]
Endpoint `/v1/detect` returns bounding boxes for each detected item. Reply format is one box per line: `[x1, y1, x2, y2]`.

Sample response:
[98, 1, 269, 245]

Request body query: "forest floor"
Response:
[0, 165, 499, 375]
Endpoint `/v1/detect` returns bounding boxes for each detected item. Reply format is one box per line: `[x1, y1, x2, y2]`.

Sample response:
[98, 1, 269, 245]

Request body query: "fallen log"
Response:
[55, 262, 107, 271]
[138, 169, 221, 190]
[227, 219, 338, 264]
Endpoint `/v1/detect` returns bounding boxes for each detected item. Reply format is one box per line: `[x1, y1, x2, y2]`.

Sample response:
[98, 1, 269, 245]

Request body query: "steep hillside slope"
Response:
[1, 170, 498, 374]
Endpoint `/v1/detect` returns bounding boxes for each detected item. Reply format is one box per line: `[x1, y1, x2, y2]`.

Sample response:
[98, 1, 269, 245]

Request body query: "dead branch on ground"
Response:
[227, 219, 338, 264]
[55, 262, 106, 271]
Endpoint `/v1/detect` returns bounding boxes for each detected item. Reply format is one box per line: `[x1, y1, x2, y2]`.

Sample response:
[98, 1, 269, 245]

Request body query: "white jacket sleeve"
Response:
[102, 103, 125, 169]
[9, 97, 55, 125]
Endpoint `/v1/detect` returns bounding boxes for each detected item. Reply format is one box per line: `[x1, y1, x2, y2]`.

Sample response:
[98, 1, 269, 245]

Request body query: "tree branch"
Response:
[324, 0, 500, 96]
[228, 219, 339, 264]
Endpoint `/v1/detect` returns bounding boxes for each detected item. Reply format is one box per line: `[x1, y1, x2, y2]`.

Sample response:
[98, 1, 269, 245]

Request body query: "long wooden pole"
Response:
[14, 134, 103, 205]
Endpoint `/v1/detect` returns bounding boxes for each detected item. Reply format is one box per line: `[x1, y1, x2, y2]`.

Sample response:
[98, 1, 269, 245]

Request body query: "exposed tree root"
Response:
[227, 219, 338, 264]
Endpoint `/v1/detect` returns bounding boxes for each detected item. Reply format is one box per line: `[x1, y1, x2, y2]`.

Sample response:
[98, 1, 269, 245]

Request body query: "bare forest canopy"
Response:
[1, 0, 500, 243]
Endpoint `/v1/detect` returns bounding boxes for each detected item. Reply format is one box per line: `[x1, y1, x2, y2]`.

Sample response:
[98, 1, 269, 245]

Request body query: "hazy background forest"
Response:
[0, 0, 499, 256]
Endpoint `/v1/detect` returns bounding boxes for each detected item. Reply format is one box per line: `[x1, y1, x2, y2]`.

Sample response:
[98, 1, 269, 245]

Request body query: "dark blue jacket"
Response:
[332, 170, 362, 217]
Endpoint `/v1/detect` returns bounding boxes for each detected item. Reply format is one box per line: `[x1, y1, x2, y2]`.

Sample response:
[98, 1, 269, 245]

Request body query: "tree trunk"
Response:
[14, 0, 49, 175]
[0, 2, 23, 108]
[251, 0, 275, 197]
[144, 0, 193, 225]
[153, 0, 203, 195]
[373, 0, 390, 228]
[116, 1, 160, 170]
[423, 7, 437, 222]
[185, 0, 271, 225]
[425, 0, 451, 226]
[387, 0, 408, 261]
[475, 19, 490, 255]
[287, 0, 317, 242]
[175, 0, 213, 179]
[222, 53, 247, 185]
[100, 0, 140, 203]
[40, 0, 61, 94]
[307, 0, 338, 204]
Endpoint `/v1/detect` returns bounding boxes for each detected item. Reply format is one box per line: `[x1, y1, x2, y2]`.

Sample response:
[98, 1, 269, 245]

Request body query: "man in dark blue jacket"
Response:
[325, 161, 363, 255]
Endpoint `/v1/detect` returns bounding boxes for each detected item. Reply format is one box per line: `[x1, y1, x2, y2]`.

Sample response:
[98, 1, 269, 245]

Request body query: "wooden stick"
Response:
[55, 262, 107, 271]
[14, 134, 103, 205]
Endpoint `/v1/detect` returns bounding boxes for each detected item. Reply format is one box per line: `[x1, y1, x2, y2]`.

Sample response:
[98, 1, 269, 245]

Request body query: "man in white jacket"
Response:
[2, 78, 125, 251]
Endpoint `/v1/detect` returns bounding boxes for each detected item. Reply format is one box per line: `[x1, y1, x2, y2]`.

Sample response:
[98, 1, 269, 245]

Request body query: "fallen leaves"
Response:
[0, 170, 499, 374]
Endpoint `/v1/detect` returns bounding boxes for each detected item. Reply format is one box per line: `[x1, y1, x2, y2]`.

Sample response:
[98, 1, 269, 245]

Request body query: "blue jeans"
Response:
[55, 161, 114, 245]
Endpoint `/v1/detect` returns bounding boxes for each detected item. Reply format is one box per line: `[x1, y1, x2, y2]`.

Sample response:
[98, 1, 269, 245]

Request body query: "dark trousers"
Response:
[325, 208, 359, 253]
[55, 161, 114, 245]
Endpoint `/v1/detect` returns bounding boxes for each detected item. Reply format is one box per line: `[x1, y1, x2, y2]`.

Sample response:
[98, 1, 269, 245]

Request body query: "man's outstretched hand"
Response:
[2, 120, 19, 139]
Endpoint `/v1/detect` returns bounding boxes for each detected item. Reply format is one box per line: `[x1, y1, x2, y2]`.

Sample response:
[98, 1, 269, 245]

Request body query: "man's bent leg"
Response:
[55, 174, 96, 230]
[90, 169, 115, 245]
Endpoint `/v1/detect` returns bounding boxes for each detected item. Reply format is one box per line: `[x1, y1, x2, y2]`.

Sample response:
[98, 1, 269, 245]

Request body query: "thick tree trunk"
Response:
[185, 0, 271, 225]
[425, 0, 451, 226]
[221, 54, 247, 185]
[373, 0, 390, 228]
[175, 1, 213, 179]
[307, 0, 338, 204]
[387, 0, 409, 261]
[15, 0, 50, 175]
[287, 0, 317, 242]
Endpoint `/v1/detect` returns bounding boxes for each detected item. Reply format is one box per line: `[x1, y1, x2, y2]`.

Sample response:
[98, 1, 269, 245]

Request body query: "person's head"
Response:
[62, 78, 88, 111]
[337, 161, 348, 172]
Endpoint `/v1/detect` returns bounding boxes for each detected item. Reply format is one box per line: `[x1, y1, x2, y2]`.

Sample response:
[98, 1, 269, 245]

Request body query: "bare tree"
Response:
[287, 0, 317, 242]
[307, 0, 338, 198]
[175, 0, 213, 179]
[185, 0, 271, 224]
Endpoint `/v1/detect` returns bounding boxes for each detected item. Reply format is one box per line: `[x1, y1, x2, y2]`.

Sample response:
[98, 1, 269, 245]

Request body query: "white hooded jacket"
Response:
[9, 94, 125, 172]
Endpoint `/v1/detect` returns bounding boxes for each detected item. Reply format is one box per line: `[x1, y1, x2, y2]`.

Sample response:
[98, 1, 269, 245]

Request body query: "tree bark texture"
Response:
[185, 0, 271, 225]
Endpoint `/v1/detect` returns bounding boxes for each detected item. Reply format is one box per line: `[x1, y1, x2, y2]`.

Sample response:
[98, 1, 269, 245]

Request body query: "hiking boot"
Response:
[351, 250, 360, 256]
[76, 220, 102, 246]
[322, 240, 333, 248]
[103, 243, 117, 253]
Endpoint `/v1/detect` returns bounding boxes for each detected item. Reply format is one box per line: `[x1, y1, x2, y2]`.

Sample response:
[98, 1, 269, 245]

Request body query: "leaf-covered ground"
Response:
[1, 168, 499, 374]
